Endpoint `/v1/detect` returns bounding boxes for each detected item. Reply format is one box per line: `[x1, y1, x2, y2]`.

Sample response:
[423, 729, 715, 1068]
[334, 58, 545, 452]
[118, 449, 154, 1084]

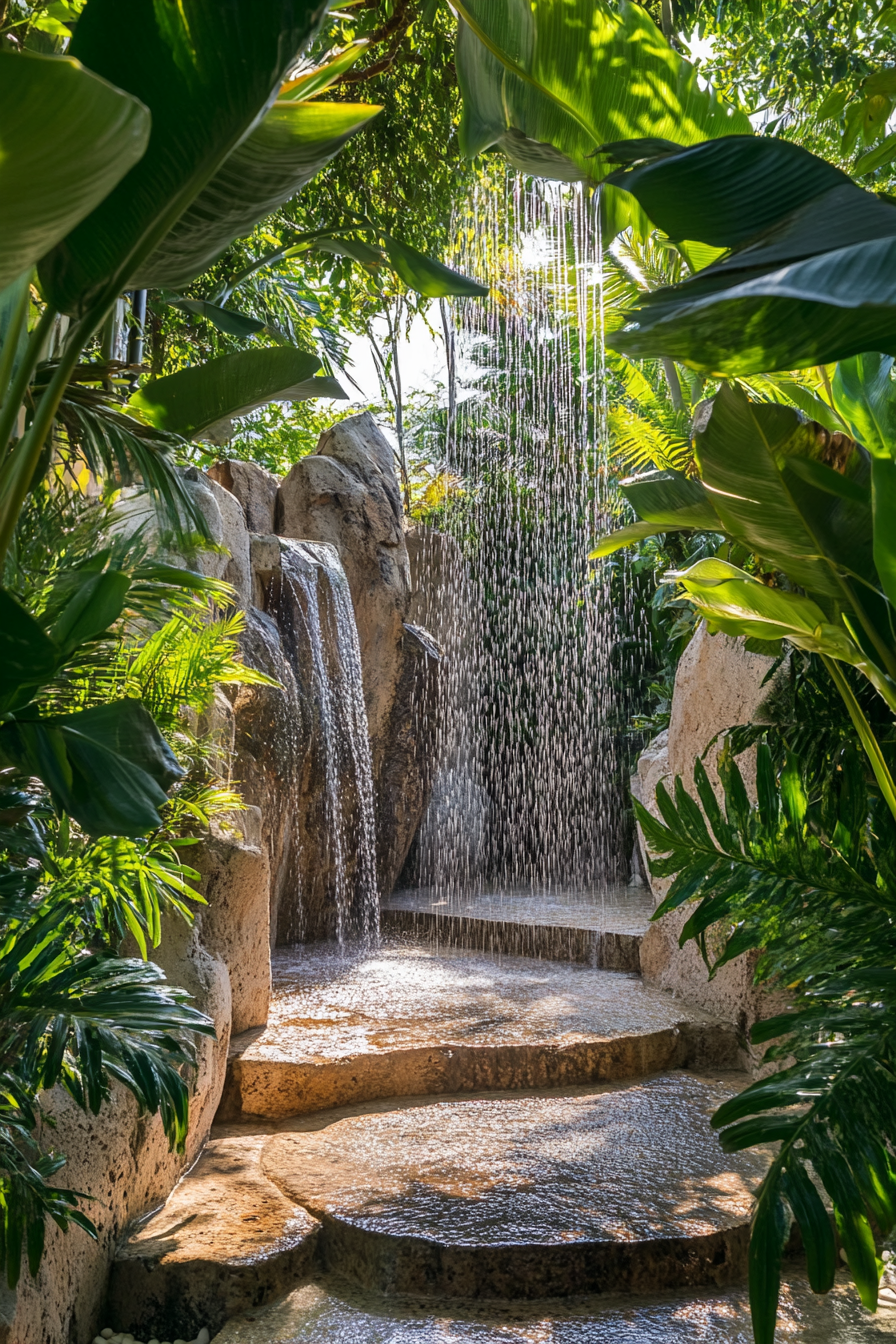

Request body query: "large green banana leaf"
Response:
[0, 48, 149, 291]
[607, 138, 896, 373]
[454, 0, 750, 187]
[135, 100, 380, 290]
[671, 558, 896, 705]
[128, 347, 344, 439]
[39, 0, 326, 318]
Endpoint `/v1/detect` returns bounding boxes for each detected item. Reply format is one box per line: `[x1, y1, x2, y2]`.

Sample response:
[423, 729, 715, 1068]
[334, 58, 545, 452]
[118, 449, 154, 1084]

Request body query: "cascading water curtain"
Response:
[413, 172, 631, 898]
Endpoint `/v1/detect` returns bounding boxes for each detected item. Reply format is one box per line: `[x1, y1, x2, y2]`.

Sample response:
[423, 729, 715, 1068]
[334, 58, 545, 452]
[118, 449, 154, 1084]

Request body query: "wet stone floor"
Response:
[213, 1274, 896, 1343]
[250, 940, 715, 1061]
[265, 1075, 768, 1245]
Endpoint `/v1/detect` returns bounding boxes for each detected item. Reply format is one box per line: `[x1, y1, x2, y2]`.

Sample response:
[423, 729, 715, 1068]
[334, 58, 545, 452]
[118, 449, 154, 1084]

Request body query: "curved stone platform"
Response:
[382, 883, 654, 970]
[221, 943, 741, 1120]
[262, 1074, 770, 1299]
[213, 1274, 896, 1343]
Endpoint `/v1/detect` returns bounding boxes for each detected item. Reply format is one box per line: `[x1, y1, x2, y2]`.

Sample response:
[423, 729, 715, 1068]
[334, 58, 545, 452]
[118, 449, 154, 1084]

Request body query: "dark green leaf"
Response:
[383, 234, 489, 298]
[40, 0, 327, 315]
[0, 47, 149, 291]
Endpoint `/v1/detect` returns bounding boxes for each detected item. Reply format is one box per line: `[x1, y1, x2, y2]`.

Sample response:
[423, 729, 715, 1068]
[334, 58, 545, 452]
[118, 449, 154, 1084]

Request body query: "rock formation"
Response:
[276, 413, 440, 896]
[9, 418, 439, 1343]
[633, 623, 784, 1053]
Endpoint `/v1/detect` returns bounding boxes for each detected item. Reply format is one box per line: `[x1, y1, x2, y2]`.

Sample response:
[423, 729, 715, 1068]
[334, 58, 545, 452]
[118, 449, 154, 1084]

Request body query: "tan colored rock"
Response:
[207, 459, 280, 535]
[635, 624, 783, 1060]
[193, 811, 272, 1034]
[277, 412, 407, 749]
[174, 470, 252, 607]
[276, 415, 438, 895]
[248, 532, 281, 609]
[667, 621, 777, 794]
[106, 1133, 319, 1343]
[9, 922, 231, 1344]
[261, 1074, 768, 1298]
[220, 942, 739, 1122]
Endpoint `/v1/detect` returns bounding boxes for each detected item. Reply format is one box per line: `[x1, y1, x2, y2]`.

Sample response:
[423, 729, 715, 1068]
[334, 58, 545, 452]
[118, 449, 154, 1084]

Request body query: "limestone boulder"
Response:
[207, 458, 281, 535]
[635, 624, 783, 1057]
[277, 415, 438, 896]
[178, 468, 252, 607]
[193, 809, 271, 1034]
[106, 1133, 319, 1342]
[9, 920, 231, 1344]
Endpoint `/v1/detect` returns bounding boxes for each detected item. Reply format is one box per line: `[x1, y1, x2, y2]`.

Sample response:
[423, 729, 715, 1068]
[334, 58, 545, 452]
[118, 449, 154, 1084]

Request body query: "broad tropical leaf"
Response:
[383, 234, 490, 298]
[128, 347, 343, 439]
[607, 138, 896, 373]
[619, 467, 720, 530]
[0, 48, 149, 291]
[279, 41, 369, 100]
[39, 0, 327, 317]
[1, 699, 183, 836]
[454, 0, 750, 186]
[136, 100, 380, 291]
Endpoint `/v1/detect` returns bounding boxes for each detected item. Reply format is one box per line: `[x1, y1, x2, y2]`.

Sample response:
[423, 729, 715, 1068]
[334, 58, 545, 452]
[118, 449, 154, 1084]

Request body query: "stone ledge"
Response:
[106, 1136, 319, 1343]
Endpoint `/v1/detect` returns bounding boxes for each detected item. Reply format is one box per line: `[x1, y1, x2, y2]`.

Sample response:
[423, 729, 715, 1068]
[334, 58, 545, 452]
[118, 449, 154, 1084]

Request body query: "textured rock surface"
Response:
[261, 1074, 769, 1298]
[181, 469, 253, 607]
[107, 1134, 319, 1342]
[382, 883, 652, 970]
[9, 920, 231, 1344]
[210, 1272, 896, 1343]
[277, 414, 438, 894]
[220, 942, 739, 1122]
[193, 811, 272, 1034]
[634, 624, 782, 1056]
[208, 459, 281, 535]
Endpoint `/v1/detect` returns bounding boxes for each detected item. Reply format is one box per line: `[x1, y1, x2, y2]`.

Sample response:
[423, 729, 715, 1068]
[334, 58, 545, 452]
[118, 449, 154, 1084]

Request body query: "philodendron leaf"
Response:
[0, 47, 150, 291]
[455, 0, 750, 185]
[1, 699, 182, 836]
[606, 135, 849, 247]
[588, 521, 682, 558]
[0, 589, 59, 715]
[619, 468, 721, 530]
[136, 100, 380, 291]
[158, 294, 267, 340]
[383, 235, 489, 298]
[279, 41, 369, 100]
[129, 347, 333, 439]
[39, 0, 327, 317]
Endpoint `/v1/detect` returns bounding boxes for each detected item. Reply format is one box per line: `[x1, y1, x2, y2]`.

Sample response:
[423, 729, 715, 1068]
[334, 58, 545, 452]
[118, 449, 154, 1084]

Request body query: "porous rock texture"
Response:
[106, 1134, 319, 1342]
[276, 413, 439, 895]
[15, 427, 438, 1342]
[207, 458, 280, 535]
[634, 623, 782, 1053]
[8, 919, 231, 1344]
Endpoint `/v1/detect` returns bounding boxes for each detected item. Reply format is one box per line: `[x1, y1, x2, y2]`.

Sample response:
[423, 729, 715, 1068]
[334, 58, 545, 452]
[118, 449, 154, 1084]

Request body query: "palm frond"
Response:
[637, 741, 896, 1342]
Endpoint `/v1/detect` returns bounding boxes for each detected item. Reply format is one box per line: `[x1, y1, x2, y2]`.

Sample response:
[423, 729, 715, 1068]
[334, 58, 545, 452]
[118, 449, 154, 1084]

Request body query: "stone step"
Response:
[212, 1272, 896, 1344]
[382, 883, 654, 971]
[259, 1074, 768, 1300]
[106, 1136, 319, 1344]
[219, 941, 741, 1122]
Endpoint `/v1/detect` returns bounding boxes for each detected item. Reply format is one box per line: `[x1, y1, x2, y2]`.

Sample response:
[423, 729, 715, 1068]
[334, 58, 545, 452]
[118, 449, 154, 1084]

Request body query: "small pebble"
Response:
[196, 1333, 211, 1344]
[102, 1333, 114, 1342]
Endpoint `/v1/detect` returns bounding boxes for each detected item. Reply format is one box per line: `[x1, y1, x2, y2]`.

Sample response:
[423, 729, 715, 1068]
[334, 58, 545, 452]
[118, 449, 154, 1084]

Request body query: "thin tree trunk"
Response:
[439, 297, 457, 460]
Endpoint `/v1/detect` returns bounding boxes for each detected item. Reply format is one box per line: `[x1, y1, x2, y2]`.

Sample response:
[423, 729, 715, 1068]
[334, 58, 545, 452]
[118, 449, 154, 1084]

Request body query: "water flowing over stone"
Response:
[275, 539, 379, 945]
[410, 176, 629, 899]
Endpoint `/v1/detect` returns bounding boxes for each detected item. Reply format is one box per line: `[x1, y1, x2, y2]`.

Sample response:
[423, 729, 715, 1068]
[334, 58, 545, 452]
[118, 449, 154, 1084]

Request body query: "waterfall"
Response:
[278, 539, 379, 943]
[411, 173, 629, 899]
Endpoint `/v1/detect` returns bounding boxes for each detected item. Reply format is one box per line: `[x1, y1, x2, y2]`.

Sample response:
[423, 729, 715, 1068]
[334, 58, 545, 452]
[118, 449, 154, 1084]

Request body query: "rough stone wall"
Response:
[10, 427, 438, 1343]
[276, 413, 439, 898]
[634, 623, 785, 1060]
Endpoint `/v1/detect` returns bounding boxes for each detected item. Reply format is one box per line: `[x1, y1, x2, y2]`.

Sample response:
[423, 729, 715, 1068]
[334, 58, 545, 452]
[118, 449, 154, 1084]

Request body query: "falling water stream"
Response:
[280, 539, 379, 944]
[411, 175, 631, 905]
